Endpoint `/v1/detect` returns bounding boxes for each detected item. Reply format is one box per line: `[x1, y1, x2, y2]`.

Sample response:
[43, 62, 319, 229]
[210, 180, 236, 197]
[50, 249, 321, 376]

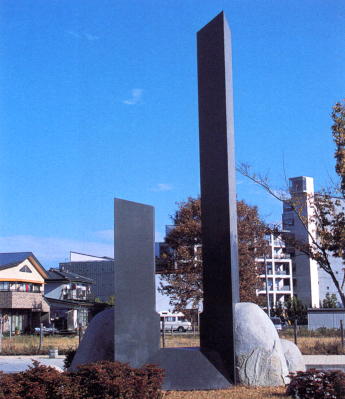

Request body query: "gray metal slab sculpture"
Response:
[197, 11, 240, 383]
[114, 198, 160, 367]
[149, 11, 240, 390]
[75, 12, 239, 390]
[114, 199, 231, 390]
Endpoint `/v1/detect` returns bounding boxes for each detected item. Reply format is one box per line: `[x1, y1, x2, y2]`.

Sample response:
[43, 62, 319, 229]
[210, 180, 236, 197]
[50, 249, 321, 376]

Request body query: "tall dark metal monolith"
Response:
[114, 198, 160, 368]
[197, 11, 239, 383]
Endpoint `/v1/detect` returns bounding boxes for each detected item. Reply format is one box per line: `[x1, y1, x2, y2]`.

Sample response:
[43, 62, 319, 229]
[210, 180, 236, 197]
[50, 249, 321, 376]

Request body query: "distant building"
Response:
[256, 234, 293, 309]
[0, 252, 50, 333]
[60, 252, 115, 302]
[308, 308, 345, 330]
[45, 268, 94, 330]
[282, 176, 345, 307]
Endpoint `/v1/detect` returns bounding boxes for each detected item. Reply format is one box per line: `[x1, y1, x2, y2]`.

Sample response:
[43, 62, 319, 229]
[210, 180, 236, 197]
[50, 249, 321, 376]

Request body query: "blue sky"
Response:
[0, 0, 344, 266]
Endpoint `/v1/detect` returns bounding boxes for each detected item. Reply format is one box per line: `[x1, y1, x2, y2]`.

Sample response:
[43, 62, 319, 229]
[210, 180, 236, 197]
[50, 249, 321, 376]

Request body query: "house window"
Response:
[0, 282, 9, 291]
[19, 265, 32, 273]
[32, 284, 40, 293]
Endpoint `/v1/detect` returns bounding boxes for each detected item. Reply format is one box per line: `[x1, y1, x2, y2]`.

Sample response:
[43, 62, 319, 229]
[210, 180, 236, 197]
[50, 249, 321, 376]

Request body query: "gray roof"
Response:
[46, 268, 94, 284]
[0, 252, 35, 269]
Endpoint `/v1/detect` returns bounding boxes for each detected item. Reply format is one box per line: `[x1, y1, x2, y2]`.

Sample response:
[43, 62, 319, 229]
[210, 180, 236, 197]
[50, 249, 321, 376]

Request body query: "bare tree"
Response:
[237, 100, 345, 307]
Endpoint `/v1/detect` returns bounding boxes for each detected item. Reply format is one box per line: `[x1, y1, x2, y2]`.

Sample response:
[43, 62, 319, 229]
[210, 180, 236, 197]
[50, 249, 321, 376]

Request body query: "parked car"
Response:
[159, 311, 193, 332]
[270, 317, 284, 331]
[34, 326, 59, 335]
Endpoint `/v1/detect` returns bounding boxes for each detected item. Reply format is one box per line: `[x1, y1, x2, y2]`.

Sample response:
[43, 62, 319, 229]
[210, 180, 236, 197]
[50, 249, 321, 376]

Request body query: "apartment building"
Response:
[282, 176, 345, 307]
[256, 234, 293, 309]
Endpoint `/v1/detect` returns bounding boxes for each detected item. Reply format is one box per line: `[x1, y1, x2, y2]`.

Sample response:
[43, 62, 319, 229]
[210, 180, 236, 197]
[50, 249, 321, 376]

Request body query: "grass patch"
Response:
[161, 334, 199, 348]
[280, 327, 341, 338]
[163, 386, 290, 398]
[283, 336, 345, 355]
[0, 335, 79, 355]
[3, 331, 345, 356]
[162, 333, 345, 355]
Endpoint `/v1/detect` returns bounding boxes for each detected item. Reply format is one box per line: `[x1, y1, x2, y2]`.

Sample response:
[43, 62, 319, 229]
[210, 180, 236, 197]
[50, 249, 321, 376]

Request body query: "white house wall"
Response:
[0, 259, 45, 284]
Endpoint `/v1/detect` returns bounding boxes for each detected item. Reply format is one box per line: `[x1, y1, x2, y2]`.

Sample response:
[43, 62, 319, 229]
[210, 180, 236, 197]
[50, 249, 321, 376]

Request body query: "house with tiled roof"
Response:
[0, 252, 50, 334]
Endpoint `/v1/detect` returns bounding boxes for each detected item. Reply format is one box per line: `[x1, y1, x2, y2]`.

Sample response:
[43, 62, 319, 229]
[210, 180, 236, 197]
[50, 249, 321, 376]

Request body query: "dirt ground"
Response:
[163, 386, 290, 399]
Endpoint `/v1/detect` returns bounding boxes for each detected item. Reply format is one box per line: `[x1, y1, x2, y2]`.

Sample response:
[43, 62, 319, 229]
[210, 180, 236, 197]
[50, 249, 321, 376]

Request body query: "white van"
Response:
[159, 311, 193, 332]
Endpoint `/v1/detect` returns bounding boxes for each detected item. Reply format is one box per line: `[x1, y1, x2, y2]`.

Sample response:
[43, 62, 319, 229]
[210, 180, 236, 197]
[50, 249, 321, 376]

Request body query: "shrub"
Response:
[0, 360, 163, 399]
[286, 369, 345, 399]
[0, 361, 80, 399]
[74, 361, 164, 399]
[64, 347, 76, 369]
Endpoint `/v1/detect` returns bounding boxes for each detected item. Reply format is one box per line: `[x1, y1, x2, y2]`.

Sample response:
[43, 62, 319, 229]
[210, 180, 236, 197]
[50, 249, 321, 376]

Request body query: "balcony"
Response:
[0, 292, 49, 312]
[62, 289, 92, 301]
[276, 286, 291, 292]
[274, 253, 291, 260]
[273, 239, 285, 247]
[275, 270, 290, 276]
[259, 285, 274, 292]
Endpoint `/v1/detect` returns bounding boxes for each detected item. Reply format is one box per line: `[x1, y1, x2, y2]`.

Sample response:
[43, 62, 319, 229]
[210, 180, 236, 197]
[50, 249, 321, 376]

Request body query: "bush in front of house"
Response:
[286, 369, 345, 399]
[0, 360, 164, 399]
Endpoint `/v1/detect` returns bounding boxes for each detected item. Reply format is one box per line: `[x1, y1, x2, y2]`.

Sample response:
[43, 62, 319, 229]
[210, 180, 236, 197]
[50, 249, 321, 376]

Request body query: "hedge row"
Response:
[0, 360, 163, 399]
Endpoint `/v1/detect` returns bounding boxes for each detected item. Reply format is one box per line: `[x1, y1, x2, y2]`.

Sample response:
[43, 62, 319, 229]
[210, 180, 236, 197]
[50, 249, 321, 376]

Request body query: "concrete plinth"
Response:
[148, 348, 231, 390]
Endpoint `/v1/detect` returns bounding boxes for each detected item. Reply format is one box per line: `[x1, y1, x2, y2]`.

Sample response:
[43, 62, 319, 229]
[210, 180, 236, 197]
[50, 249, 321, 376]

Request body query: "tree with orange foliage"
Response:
[158, 197, 267, 310]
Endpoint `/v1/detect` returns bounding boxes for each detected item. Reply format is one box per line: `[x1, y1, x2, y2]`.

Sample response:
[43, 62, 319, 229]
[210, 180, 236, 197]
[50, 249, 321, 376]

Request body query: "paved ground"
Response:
[304, 355, 345, 371]
[0, 354, 344, 374]
[0, 355, 65, 373]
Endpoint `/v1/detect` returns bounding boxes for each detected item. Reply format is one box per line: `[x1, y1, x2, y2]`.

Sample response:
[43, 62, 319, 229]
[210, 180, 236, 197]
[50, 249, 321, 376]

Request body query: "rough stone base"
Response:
[281, 339, 306, 373]
[70, 309, 114, 370]
[71, 305, 291, 389]
[235, 303, 289, 386]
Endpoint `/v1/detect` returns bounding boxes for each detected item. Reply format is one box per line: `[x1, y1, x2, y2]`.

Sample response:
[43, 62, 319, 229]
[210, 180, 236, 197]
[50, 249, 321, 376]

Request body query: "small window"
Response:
[19, 265, 32, 273]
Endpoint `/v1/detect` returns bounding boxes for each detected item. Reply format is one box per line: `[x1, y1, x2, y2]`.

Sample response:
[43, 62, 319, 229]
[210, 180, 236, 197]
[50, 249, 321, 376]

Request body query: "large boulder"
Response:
[235, 302, 289, 386]
[71, 303, 290, 387]
[280, 338, 306, 373]
[70, 308, 114, 370]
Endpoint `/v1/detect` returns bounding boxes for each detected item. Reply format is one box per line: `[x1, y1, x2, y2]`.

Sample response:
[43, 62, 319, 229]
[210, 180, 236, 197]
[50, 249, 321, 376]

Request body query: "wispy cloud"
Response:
[123, 89, 143, 105]
[66, 30, 99, 41]
[151, 183, 173, 192]
[0, 235, 113, 267]
[84, 33, 99, 41]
